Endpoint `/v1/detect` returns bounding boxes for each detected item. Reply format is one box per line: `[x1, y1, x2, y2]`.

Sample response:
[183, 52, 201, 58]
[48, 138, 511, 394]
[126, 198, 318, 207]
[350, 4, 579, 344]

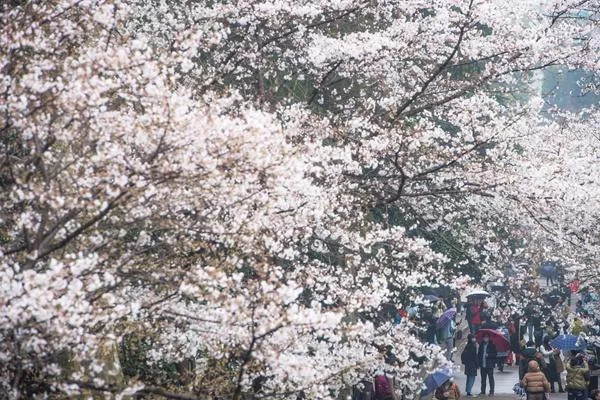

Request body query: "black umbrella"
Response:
[548, 288, 563, 297]
[546, 294, 562, 307]
[490, 284, 508, 292]
[423, 294, 440, 302]
[422, 286, 455, 298]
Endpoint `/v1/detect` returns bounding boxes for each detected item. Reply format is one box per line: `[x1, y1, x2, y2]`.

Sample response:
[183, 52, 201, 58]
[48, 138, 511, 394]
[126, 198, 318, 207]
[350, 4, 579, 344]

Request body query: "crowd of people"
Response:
[455, 289, 600, 400]
[351, 267, 599, 400]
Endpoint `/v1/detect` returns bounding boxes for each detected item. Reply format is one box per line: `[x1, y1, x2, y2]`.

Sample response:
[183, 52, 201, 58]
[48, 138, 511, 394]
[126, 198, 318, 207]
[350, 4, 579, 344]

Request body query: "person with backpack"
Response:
[478, 333, 497, 396]
[461, 333, 479, 397]
[520, 341, 538, 380]
[521, 360, 551, 400]
[438, 314, 457, 361]
[352, 379, 375, 400]
[435, 378, 461, 400]
[566, 353, 589, 400]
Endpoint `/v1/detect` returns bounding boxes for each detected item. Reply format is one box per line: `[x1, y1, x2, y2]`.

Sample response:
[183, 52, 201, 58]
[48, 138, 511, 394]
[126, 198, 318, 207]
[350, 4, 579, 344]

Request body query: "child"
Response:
[521, 360, 550, 400]
[435, 378, 461, 400]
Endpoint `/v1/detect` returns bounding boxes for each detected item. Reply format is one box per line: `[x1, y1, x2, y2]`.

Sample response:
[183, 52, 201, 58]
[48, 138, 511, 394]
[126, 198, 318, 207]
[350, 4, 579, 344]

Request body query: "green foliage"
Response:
[120, 333, 195, 387]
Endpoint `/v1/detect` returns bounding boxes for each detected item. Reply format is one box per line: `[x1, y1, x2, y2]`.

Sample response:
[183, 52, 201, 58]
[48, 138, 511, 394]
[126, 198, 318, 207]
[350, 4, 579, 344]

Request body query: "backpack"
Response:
[520, 352, 538, 379]
[535, 352, 547, 369]
[434, 387, 446, 400]
[455, 329, 463, 341]
[435, 383, 460, 400]
[374, 375, 393, 400]
[452, 383, 461, 400]
[466, 304, 473, 320]
[352, 380, 375, 400]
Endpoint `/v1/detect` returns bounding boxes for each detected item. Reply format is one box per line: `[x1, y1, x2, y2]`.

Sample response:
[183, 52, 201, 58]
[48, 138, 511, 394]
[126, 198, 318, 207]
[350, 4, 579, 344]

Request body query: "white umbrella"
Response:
[466, 289, 490, 300]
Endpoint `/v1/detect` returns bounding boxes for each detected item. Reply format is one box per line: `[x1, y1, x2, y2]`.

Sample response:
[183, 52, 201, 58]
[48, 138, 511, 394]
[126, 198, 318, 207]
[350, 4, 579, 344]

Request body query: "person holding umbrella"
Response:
[541, 336, 564, 393]
[466, 291, 490, 333]
[437, 307, 457, 361]
[478, 333, 498, 396]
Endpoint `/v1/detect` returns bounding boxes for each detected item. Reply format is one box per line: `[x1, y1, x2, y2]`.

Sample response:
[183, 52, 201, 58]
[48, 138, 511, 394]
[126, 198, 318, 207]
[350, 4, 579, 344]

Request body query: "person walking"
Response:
[471, 301, 482, 334]
[510, 316, 522, 365]
[521, 360, 551, 400]
[480, 301, 491, 325]
[520, 341, 538, 380]
[477, 333, 497, 396]
[461, 333, 478, 397]
[524, 306, 535, 343]
[553, 348, 565, 393]
[466, 300, 474, 334]
[439, 315, 457, 361]
[565, 352, 589, 400]
[540, 336, 564, 393]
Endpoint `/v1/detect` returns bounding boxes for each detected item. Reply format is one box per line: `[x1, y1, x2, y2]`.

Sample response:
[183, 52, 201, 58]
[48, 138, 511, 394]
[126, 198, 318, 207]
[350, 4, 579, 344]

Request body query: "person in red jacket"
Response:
[470, 301, 482, 333]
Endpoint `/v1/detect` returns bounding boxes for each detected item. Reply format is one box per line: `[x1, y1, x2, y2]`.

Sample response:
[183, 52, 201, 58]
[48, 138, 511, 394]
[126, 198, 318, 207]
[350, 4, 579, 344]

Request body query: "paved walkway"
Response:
[451, 363, 567, 399]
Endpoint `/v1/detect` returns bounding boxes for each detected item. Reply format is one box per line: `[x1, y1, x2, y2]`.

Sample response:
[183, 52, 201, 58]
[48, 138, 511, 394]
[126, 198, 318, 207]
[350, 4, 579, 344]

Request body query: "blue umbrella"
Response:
[550, 334, 587, 351]
[424, 294, 440, 302]
[541, 261, 557, 277]
[436, 308, 456, 329]
[420, 369, 452, 396]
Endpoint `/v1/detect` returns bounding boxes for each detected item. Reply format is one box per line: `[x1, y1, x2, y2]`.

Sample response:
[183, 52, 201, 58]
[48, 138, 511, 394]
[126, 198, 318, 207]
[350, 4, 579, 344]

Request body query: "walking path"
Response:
[451, 363, 567, 399]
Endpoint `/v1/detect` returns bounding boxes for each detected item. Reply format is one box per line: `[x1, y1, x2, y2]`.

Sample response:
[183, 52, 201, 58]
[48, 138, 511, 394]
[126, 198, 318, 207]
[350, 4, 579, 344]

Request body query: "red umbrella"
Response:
[475, 329, 510, 353]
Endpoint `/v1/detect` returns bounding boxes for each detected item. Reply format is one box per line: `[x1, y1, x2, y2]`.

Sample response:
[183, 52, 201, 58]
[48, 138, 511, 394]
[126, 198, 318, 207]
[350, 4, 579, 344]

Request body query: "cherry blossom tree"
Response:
[1, 0, 599, 399]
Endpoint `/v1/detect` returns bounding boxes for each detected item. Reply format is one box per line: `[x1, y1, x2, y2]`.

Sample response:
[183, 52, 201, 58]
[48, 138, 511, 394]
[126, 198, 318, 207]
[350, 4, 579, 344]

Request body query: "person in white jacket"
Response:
[541, 336, 564, 392]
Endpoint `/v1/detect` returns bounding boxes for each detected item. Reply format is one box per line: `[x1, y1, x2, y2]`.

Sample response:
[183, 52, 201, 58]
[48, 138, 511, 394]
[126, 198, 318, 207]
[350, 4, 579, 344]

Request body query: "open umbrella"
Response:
[475, 328, 511, 353]
[436, 308, 456, 329]
[424, 294, 440, 302]
[548, 288, 564, 297]
[541, 261, 558, 278]
[550, 334, 587, 351]
[422, 286, 455, 298]
[545, 294, 563, 307]
[489, 283, 508, 292]
[466, 289, 490, 300]
[420, 369, 452, 397]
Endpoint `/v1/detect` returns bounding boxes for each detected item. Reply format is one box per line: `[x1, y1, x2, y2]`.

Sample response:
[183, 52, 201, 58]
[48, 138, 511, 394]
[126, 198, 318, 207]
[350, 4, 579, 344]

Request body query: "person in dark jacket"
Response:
[480, 316, 500, 331]
[520, 341, 538, 380]
[466, 300, 474, 334]
[478, 333, 497, 396]
[461, 333, 479, 396]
